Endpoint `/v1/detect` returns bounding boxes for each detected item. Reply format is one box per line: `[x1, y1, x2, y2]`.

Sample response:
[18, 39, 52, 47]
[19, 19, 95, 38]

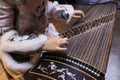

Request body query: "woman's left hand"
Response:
[73, 10, 85, 18]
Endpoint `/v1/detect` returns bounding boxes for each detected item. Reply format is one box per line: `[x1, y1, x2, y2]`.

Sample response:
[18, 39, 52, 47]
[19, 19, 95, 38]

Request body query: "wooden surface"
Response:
[0, 61, 9, 80]
[49, 18, 78, 33]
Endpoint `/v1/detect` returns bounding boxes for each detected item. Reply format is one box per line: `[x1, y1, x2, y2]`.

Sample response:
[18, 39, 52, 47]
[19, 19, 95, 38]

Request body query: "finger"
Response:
[79, 11, 85, 17]
[73, 15, 82, 18]
[57, 47, 67, 51]
[57, 36, 62, 39]
[60, 37, 68, 40]
[59, 38, 68, 44]
[59, 40, 68, 46]
[58, 37, 68, 42]
[77, 10, 85, 17]
[74, 10, 85, 17]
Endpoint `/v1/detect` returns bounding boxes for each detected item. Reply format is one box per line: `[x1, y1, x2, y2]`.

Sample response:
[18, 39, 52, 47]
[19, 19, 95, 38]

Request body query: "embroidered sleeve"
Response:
[47, 1, 74, 23]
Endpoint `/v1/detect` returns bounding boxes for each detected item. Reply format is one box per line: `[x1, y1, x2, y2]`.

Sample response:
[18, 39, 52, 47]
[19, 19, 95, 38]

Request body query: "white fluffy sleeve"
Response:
[0, 51, 33, 72]
[47, 1, 59, 15]
[0, 30, 48, 52]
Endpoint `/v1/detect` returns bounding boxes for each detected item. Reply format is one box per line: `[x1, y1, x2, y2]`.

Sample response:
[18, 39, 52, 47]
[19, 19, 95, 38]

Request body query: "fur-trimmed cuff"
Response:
[0, 51, 33, 72]
[0, 30, 48, 52]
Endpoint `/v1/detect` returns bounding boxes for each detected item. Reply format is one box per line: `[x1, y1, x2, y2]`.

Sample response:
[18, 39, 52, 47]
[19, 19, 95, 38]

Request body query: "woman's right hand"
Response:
[42, 36, 68, 52]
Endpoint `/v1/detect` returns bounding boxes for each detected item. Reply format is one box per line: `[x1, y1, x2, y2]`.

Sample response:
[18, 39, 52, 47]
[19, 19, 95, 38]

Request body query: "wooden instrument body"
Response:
[24, 2, 117, 80]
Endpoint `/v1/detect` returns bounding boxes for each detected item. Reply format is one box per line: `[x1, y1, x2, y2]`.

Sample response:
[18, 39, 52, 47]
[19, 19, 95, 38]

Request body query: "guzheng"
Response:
[24, 2, 117, 80]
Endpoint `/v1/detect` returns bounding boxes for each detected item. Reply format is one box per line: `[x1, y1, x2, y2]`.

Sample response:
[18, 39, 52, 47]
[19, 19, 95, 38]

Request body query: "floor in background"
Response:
[106, 9, 120, 80]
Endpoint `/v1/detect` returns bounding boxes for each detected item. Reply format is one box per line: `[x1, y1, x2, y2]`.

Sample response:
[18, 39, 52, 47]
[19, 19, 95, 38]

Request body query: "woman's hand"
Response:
[73, 10, 85, 18]
[42, 36, 68, 51]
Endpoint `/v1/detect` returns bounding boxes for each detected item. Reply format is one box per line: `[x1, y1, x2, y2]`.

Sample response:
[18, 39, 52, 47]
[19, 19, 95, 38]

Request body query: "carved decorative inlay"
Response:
[37, 62, 77, 80]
